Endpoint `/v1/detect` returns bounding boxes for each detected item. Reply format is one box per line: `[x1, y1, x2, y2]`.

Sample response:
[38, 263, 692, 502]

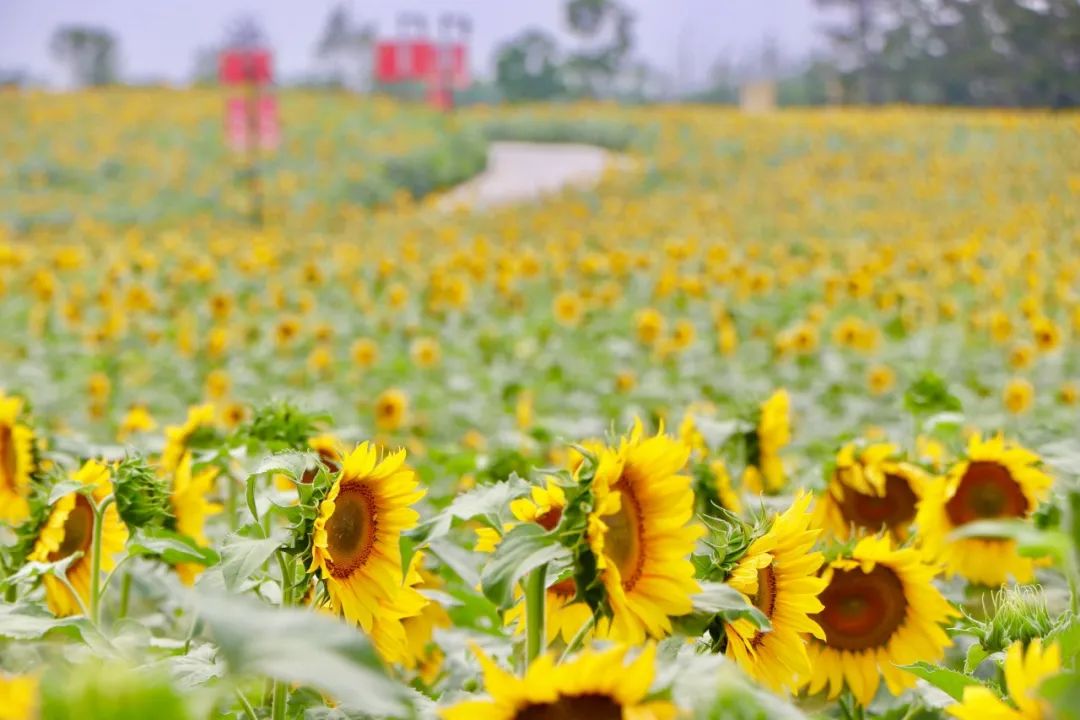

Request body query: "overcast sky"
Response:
[0, 0, 828, 89]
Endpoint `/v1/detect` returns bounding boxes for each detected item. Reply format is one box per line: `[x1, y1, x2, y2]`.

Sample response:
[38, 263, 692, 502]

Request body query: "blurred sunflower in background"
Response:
[170, 453, 222, 586]
[802, 535, 957, 706]
[813, 442, 926, 541]
[28, 460, 128, 616]
[948, 638, 1059, 720]
[440, 644, 673, 720]
[916, 434, 1052, 585]
[587, 421, 704, 643]
[743, 389, 791, 494]
[373, 388, 409, 432]
[725, 492, 826, 692]
[0, 392, 35, 525]
[308, 443, 426, 643]
[161, 403, 215, 474]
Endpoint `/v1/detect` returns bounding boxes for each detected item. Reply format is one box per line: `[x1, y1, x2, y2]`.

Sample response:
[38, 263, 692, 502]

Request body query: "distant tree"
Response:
[814, 0, 894, 102]
[816, 0, 1079, 107]
[315, 4, 376, 91]
[494, 30, 566, 102]
[562, 0, 636, 98]
[50, 25, 118, 87]
[224, 15, 267, 49]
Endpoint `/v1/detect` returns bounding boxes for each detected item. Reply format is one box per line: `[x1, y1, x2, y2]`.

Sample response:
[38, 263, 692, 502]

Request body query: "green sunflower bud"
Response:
[234, 400, 332, 452]
[964, 586, 1056, 653]
[113, 456, 172, 530]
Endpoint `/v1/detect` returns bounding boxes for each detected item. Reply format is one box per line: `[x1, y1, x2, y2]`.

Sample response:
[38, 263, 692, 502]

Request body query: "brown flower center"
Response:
[0, 425, 17, 489]
[325, 483, 377, 578]
[750, 564, 778, 648]
[945, 461, 1028, 526]
[535, 506, 563, 532]
[603, 482, 645, 590]
[550, 577, 577, 599]
[301, 456, 340, 485]
[49, 494, 95, 561]
[839, 473, 918, 533]
[813, 565, 907, 651]
[514, 694, 623, 720]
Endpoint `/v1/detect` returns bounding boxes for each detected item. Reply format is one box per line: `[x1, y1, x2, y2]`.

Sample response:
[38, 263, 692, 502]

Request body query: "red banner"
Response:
[220, 49, 272, 85]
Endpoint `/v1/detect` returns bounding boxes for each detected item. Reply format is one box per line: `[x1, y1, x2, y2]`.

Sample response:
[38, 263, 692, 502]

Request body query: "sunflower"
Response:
[916, 434, 1053, 586]
[0, 392, 35, 525]
[350, 337, 379, 368]
[367, 558, 430, 667]
[801, 535, 957, 706]
[553, 290, 585, 327]
[813, 442, 926, 541]
[725, 492, 827, 693]
[28, 460, 129, 616]
[948, 639, 1060, 720]
[1003, 378, 1034, 415]
[308, 443, 425, 636]
[410, 337, 442, 368]
[440, 643, 675, 720]
[0, 673, 37, 720]
[373, 389, 408, 432]
[161, 403, 215, 474]
[117, 404, 156, 441]
[170, 453, 222, 586]
[400, 552, 452, 683]
[587, 421, 705, 643]
[708, 459, 743, 514]
[867, 364, 896, 395]
[635, 307, 665, 346]
[743, 389, 790, 494]
[505, 480, 595, 644]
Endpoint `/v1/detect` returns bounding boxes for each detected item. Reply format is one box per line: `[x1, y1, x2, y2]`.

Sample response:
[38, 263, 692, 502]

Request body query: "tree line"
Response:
[27, 0, 1080, 108]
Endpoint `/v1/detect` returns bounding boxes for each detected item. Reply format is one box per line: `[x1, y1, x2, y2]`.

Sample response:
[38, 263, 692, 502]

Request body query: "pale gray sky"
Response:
[0, 0, 828, 88]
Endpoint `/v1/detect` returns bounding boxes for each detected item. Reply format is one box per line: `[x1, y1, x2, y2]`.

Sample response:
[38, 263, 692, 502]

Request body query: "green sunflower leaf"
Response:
[192, 588, 407, 715]
[218, 526, 288, 591]
[127, 528, 220, 567]
[899, 662, 980, 701]
[250, 450, 313, 482]
[480, 523, 569, 609]
[47, 479, 94, 505]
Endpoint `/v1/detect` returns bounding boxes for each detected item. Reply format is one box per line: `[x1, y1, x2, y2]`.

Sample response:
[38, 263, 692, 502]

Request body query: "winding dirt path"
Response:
[436, 141, 621, 211]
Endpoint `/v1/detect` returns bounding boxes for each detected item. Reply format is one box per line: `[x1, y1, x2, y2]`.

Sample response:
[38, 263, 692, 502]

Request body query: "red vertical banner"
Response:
[225, 97, 249, 152]
[257, 96, 280, 151]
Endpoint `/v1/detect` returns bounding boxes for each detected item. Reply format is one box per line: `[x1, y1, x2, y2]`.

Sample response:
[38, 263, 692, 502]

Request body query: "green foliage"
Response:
[817, 0, 1080, 107]
[234, 402, 329, 452]
[898, 662, 981, 701]
[192, 588, 407, 715]
[480, 523, 569, 608]
[41, 664, 196, 720]
[904, 372, 963, 417]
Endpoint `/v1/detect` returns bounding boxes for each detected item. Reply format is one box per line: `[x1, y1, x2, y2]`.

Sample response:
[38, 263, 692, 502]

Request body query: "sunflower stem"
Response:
[245, 475, 260, 527]
[558, 614, 595, 663]
[524, 563, 547, 666]
[227, 472, 238, 530]
[89, 495, 115, 625]
[270, 551, 294, 720]
[234, 687, 259, 720]
[117, 570, 132, 620]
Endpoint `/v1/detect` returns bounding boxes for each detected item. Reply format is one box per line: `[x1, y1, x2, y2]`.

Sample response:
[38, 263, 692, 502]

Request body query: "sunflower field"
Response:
[2, 90, 1080, 720]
